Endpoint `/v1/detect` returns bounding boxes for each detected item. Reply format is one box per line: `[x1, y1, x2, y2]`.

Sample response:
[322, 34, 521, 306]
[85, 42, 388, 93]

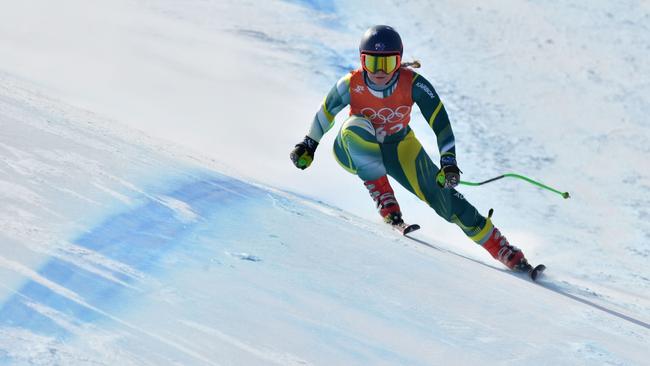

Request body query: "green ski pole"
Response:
[440, 173, 570, 199]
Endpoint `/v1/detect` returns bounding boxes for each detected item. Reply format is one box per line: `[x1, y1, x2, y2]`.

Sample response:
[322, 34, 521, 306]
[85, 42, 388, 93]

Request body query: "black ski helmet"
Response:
[359, 25, 403, 55]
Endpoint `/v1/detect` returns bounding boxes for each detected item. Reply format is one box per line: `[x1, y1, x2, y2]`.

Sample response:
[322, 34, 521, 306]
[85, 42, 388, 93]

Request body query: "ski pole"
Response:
[457, 173, 570, 199]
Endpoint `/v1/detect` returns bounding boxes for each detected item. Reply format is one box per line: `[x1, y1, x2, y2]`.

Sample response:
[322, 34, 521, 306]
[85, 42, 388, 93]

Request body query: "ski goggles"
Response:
[361, 53, 401, 74]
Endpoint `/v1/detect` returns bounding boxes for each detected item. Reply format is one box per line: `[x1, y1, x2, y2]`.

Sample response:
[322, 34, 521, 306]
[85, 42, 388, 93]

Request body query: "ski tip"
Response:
[403, 224, 420, 235]
[392, 223, 420, 235]
[530, 264, 546, 281]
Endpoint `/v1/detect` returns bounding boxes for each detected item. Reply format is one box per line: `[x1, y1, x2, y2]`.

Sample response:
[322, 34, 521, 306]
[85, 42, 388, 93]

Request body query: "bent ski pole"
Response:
[459, 173, 570, 199]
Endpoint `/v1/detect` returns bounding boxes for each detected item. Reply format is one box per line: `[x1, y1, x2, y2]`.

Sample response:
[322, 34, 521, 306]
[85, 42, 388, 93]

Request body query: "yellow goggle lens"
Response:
[363, 54, 400, 73]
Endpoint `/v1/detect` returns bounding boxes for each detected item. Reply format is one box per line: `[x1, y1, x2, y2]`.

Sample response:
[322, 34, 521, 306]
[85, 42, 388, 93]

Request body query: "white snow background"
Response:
[0, 0, 649, 364]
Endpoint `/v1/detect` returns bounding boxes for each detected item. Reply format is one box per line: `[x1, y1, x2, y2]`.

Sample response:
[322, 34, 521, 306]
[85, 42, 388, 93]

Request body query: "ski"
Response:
[392, 222, 420, 235]
[528, 264, 546, 281]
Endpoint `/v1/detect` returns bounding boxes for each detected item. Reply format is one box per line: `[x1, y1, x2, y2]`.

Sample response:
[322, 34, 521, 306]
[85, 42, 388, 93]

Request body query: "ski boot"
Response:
[364, 175, 403, 225]
[482, 226, 532, 272]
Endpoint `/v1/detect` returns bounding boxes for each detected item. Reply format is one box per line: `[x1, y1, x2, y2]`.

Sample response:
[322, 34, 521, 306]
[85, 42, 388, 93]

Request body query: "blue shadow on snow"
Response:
[0, 173, 264, 341]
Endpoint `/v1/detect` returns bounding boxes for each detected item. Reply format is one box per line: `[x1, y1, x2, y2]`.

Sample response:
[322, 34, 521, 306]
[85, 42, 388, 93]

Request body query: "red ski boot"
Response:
[482, 226, 531, 271]
[364, 175, 403, 225]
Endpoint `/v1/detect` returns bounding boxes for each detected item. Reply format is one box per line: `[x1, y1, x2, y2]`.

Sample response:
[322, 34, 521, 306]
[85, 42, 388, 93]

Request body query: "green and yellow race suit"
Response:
[307, 67, 494, 245]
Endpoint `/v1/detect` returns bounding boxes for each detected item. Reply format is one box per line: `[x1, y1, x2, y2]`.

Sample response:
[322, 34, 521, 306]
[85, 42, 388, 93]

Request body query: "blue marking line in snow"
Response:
[288, 0, 336, 13]
[0, 173, 264, 342]
[284, 0, 344, 29]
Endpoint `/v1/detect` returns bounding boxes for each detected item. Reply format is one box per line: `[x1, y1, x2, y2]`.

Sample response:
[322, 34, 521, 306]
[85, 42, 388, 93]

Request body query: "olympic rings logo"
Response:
[360, 105, 411, 125]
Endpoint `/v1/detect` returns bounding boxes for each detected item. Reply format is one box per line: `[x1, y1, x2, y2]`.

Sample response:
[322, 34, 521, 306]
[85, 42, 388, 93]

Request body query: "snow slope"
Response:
[1, 0, 648, 307]
[0, 75, 648, 365]
[1, 0, 649, 364]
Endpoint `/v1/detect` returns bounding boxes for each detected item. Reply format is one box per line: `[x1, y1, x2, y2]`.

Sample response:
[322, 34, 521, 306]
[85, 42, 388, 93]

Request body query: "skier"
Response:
[290, 25, 533, 272]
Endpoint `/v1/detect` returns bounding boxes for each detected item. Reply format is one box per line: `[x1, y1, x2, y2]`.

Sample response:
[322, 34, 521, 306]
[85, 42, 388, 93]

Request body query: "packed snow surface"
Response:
[1, 0, 649, 365]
